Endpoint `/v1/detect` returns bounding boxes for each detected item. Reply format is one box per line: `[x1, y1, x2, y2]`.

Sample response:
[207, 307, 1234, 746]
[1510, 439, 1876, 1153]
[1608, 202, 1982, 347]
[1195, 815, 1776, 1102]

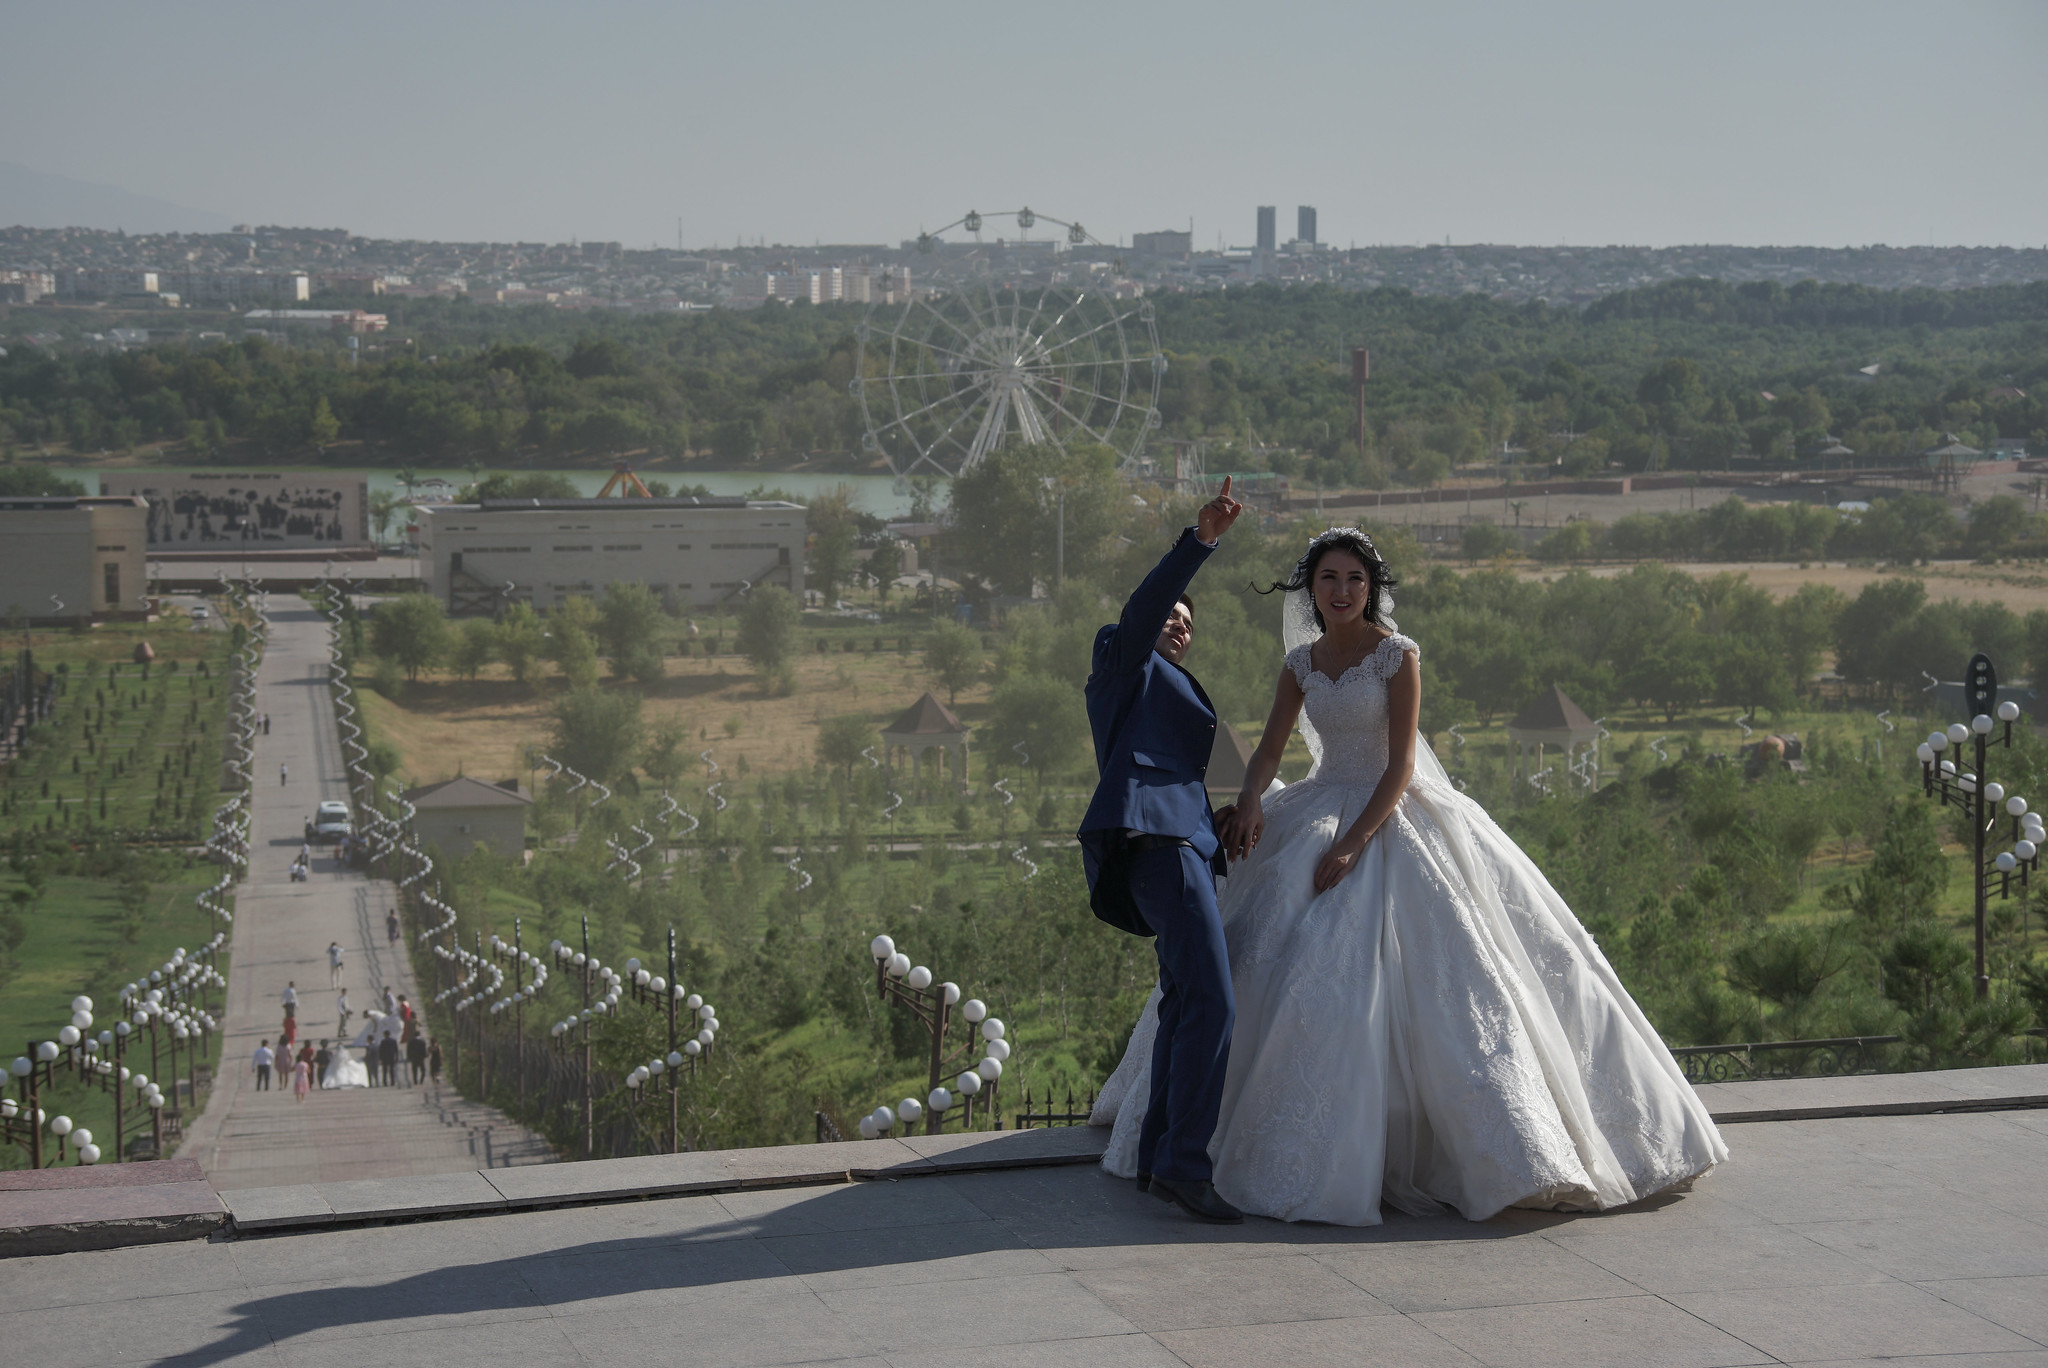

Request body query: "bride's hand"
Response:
[1312, 836, 1365, 892]
[1221, 799, 1264, 861]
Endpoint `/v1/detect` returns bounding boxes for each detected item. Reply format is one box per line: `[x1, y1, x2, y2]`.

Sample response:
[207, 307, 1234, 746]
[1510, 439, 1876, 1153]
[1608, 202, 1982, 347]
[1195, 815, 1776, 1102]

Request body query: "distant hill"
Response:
[0, 161, 235, 234]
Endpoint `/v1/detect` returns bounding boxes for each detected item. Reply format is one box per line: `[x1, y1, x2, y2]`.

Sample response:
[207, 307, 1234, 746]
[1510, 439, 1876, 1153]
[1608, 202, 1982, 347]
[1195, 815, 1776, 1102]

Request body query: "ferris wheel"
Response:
[852, 207, 1164, 480]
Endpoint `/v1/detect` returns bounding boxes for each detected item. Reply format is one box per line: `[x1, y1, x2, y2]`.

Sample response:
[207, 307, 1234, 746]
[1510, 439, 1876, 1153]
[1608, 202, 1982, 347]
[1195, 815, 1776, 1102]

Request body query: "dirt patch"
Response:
[361, 643, 985, 787]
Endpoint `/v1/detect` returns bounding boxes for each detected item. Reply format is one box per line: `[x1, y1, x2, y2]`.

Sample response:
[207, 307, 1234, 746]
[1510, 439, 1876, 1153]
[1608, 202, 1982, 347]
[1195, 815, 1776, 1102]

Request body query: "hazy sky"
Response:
[7, 1, 2044, 249]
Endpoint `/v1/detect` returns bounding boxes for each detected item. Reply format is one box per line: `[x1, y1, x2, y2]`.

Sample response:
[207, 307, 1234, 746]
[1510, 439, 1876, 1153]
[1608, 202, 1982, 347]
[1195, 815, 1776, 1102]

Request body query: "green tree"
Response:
[736, 585, 800, 679]
[1460, 520, 1517, 561]
[450, 617, 498, 681]
[816, 714, 875, 780]
[547, 596, 602, 690]
[811, 521, 857, 601]
[925, 620, 981, 705]
[370, 593, 451, 682]
[307, 396, 340, 446]
[368, 490, 402, 543]
[868, 540, 903, 601]
[494, 602, 546, 684]
[597, 581, 667, 676]
[549, 689, 644, 782]
[642, 719, 689, 789]
[985, 672, 1087, 784]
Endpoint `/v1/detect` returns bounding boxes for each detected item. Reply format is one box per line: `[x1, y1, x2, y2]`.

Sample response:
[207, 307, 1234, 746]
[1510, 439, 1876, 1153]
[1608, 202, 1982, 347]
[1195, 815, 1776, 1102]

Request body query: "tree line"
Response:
[2, 279, 2041, 480]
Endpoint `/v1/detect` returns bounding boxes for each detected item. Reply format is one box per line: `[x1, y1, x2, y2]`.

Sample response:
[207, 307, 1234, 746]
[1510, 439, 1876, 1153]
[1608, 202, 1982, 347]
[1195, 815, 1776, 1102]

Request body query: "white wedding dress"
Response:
[1093, 632, 1726, 1225]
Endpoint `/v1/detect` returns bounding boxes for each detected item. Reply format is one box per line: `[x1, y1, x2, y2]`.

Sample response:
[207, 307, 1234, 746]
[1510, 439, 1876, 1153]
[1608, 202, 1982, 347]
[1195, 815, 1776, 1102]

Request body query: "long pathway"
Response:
[178, 595, 549, 1190]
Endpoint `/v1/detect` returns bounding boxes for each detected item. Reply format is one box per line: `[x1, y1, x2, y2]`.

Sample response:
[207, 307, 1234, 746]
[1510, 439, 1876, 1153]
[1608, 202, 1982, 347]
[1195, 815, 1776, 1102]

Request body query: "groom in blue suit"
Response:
[1080, 478, 1245, 1224]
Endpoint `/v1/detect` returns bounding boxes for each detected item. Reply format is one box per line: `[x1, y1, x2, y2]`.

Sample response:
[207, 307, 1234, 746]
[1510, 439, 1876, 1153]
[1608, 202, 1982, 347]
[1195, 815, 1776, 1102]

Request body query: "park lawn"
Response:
[1, 612, 238, 840]
[0, 874, 227, 1169]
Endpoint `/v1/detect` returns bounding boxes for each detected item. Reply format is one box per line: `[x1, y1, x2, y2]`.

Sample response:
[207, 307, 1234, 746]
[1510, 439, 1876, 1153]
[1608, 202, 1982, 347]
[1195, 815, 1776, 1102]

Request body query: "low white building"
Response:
[418, 495, 805, 615]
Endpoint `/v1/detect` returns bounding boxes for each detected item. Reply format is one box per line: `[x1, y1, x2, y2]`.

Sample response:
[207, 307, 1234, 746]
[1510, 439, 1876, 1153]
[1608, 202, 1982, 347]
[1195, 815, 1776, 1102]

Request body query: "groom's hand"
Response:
[1196, 475, 1244, 544]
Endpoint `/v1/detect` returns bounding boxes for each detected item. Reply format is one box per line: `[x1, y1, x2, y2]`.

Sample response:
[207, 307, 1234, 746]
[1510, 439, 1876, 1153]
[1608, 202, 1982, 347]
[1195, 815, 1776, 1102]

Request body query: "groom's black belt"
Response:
[1122, 832, 1194, 853]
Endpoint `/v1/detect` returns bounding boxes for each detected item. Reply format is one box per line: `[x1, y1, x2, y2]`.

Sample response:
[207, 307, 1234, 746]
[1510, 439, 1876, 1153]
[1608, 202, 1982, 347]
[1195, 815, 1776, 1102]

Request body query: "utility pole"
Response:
[1352, 348, 1370, 457]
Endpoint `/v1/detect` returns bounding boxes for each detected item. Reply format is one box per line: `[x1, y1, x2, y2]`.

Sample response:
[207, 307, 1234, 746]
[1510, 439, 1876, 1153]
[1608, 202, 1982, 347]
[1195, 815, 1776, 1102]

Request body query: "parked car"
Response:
[190, 605, 210, 621]
[312, 800, 354, 840]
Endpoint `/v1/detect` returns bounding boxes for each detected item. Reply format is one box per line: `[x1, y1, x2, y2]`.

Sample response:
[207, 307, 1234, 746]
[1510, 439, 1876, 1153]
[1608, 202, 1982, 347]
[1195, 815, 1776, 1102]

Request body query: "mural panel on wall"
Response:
[100, 473, 369, 551]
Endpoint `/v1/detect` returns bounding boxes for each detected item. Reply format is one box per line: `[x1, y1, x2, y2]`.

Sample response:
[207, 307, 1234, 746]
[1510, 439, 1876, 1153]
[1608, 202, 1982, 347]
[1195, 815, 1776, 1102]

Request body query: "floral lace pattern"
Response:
[1097, 630, 1725, 1225]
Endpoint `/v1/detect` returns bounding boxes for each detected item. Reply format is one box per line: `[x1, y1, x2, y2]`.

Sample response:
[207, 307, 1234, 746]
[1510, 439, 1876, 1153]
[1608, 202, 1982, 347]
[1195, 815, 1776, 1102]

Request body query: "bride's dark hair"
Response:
[1257, 528, 1399, 632]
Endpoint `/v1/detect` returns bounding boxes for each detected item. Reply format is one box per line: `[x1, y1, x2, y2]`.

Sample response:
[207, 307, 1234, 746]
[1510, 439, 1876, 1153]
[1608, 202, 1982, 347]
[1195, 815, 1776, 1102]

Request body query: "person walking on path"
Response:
[280, 762, 289, 786]
[385, 909, 400, 945]
[327, 942, 344, 988]
[397, 994, 414, 1032]
[280, 1012, 298, 1049]
[335, 987, 351, 1036]
[314, 1040, 332, 1086]
[281, 981, 298, 1019]
[427, 1038, 443, 1085]
[252, 1040, 274, 1091]
[378, 1032, 400, 1087]
[291, 1053, 311, 1102]
[261, 712, 270, 736]
[406, 1033, 427, 1085]
[381, 985, 398, 1018]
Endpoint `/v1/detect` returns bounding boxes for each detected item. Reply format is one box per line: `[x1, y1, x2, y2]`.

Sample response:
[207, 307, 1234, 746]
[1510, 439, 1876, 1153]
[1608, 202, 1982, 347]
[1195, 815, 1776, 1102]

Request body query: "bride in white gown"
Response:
[1092, 528, 1725, 1225]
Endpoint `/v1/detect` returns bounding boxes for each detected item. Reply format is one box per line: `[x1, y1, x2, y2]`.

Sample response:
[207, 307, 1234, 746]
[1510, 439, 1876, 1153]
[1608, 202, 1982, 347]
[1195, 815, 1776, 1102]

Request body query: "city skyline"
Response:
[1, 2, 2044, 250]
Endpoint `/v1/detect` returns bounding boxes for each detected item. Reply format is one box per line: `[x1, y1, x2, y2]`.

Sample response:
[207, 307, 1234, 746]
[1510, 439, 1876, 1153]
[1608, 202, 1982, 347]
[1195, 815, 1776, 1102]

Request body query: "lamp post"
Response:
[863, 934, 1010, 1136]
[620, 929, 716, 1153]
[1914, 653, 2040, 1000]
[548, 923, 716, 1156]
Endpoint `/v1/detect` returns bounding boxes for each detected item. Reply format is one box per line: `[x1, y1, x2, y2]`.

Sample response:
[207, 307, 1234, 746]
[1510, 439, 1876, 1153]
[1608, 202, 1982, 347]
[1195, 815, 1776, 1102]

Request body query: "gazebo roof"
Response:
[1507, 685, 1600, 744]
[1924, 433, 1982, 458]
[882, 691, 968, 740]
[1205, 722, 1256, 798]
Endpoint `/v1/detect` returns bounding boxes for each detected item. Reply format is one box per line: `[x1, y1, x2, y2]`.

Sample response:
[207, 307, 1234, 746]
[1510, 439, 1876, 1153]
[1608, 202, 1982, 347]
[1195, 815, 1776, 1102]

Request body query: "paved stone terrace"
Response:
[176, 596, 544, 1190]
[5, 1101, 2047, 1367]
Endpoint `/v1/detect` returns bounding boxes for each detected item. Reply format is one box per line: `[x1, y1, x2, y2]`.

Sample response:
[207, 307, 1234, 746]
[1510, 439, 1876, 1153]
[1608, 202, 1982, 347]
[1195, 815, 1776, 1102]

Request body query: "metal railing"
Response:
[1669, 1035, 1901, 1085]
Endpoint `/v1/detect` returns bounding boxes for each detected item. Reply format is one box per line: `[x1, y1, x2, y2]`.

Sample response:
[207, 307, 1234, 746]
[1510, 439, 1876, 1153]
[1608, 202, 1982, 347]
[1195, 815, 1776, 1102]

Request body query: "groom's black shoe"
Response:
[1136, 1172, 1151, 1194]
[1149, 1175, 1243, 1224]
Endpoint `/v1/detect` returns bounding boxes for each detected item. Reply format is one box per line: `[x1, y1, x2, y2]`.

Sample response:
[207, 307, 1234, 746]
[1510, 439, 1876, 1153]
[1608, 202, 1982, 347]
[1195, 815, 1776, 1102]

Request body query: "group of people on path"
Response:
[253, 973, 440, 1097]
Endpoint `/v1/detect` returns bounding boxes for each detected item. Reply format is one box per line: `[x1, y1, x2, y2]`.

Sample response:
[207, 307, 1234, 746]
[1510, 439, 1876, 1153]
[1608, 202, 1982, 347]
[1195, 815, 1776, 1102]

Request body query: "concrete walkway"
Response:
[177, 596, 547, 1191]
[8, 1105, 2048, 1366]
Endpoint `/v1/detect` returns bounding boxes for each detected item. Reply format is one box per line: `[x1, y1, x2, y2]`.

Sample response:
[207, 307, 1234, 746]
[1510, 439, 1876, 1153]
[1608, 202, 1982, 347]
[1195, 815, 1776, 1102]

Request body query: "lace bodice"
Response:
[1286, 633, 1418, 787]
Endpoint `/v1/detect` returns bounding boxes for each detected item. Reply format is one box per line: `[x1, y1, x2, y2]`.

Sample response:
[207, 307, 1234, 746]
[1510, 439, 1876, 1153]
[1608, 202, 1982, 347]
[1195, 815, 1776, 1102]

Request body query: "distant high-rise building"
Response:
[1131, 229, 1193, 257]
[1298, 206, 1318, 245]
[1256, 206, 1276, 253]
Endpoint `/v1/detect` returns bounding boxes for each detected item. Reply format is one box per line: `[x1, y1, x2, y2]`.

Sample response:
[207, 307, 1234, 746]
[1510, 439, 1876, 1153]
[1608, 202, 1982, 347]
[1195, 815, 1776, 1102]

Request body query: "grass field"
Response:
[1, 610, 239, 840]
[0, 872, 227, 1169]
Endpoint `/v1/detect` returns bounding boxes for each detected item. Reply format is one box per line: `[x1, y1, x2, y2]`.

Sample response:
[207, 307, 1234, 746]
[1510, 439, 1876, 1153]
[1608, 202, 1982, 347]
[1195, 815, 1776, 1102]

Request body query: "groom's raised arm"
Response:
[1095, 478, 1244, 677]
[1098, 530, 1214, 676]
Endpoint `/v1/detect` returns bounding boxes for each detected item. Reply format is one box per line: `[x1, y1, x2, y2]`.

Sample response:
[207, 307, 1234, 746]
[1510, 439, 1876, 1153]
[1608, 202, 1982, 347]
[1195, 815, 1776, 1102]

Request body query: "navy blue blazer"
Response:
[1079, 527, 1221, 861]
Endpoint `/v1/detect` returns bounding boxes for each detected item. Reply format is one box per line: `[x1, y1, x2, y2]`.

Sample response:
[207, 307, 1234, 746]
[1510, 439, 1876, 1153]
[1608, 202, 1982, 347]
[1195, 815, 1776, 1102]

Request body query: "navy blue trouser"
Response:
[1130, 843, 1234, 1183]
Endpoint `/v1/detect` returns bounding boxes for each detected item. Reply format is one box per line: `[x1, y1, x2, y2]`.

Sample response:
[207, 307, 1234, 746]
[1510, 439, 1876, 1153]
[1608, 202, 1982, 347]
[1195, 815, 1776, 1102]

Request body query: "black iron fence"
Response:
[1670, 1035, 1900, 1084]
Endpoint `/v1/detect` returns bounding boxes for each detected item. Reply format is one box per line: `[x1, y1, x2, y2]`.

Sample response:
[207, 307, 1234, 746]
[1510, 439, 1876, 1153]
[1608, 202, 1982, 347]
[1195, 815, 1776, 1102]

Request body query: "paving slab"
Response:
[895, 1124, 1108, 1169]
[1670, 1281, 2037, 1362]
[10, 1085, 2048, 1367]
[1697, 1063, 2048, 1123]
[0, 1157, 227, 1255]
